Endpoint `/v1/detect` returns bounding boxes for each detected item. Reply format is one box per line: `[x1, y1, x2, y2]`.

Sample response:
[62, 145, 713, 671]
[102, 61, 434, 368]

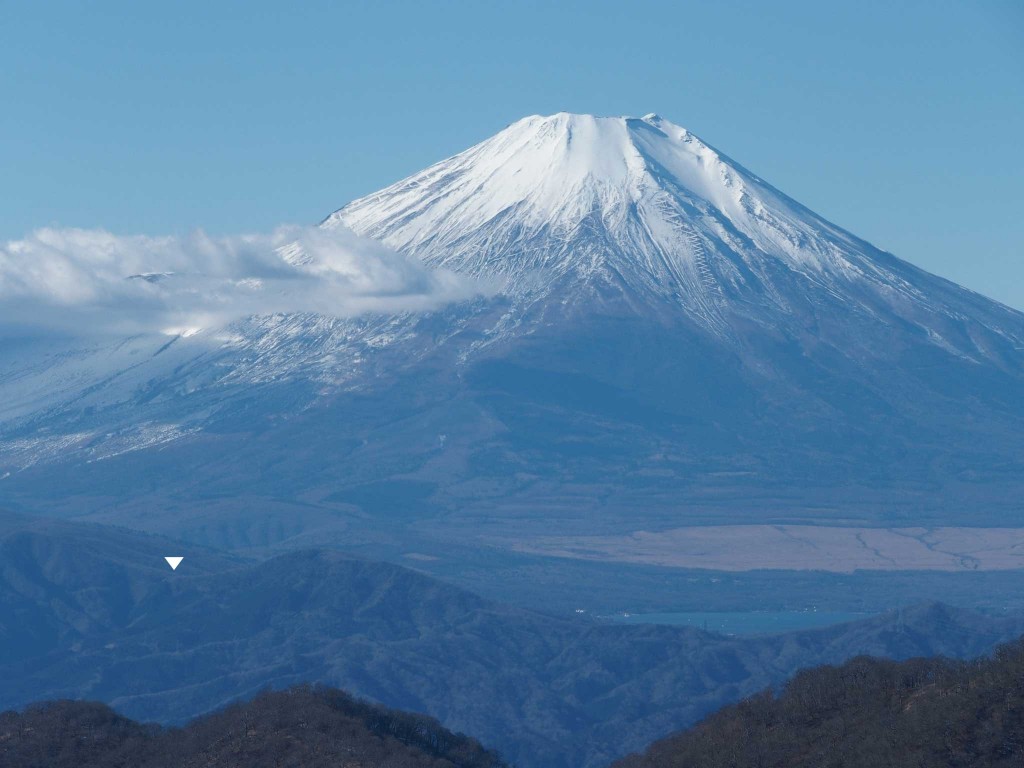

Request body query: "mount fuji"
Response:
[2, 113, 1024, 560]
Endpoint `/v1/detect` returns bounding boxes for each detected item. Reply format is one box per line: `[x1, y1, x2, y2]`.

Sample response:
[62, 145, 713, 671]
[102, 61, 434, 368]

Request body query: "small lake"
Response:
[609, 610, 872, 635]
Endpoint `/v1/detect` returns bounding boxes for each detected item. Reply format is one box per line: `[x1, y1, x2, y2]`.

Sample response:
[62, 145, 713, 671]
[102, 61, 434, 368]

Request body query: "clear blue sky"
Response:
[2, 0, 1022, 307]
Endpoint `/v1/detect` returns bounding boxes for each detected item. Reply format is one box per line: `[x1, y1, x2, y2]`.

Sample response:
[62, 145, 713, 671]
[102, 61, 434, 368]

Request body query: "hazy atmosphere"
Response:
[3, 4, 1024, 768]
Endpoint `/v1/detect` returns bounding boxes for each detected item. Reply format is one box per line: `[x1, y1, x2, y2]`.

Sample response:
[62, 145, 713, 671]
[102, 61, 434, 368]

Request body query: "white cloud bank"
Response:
[0, 225, 483, 335]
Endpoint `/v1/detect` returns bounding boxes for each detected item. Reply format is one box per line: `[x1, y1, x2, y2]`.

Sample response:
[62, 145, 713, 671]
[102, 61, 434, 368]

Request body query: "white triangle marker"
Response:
[164, 556, 184, 571]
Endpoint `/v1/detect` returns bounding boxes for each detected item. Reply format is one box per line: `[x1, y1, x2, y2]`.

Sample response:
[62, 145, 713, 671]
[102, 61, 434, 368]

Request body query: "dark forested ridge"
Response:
[613, 636, 1024, 768]
[9, 641, 1024, 768]
[3, 514, 1024, 768]
[0, 685, 507, 768]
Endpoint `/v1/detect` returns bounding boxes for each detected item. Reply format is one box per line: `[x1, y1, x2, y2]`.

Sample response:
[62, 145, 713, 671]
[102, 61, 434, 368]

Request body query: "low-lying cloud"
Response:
[0, 225, 483, 336]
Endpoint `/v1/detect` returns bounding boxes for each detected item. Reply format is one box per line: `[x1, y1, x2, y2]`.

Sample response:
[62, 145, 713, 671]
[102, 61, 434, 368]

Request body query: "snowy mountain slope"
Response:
[2, 113, 1024, 549]
[326, 113, 1024, 358]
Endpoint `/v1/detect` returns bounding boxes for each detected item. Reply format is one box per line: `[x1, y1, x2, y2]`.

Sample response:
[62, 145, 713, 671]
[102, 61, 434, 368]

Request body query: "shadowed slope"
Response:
[0, 686, 507, 768]
[613, 637, 1024, 768]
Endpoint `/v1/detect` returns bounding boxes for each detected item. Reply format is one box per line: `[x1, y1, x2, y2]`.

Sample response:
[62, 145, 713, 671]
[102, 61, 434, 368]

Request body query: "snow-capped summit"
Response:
[323, 111, 822, 262]
[325, 113, 1021, 350]
[325, 112, 792, 302]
